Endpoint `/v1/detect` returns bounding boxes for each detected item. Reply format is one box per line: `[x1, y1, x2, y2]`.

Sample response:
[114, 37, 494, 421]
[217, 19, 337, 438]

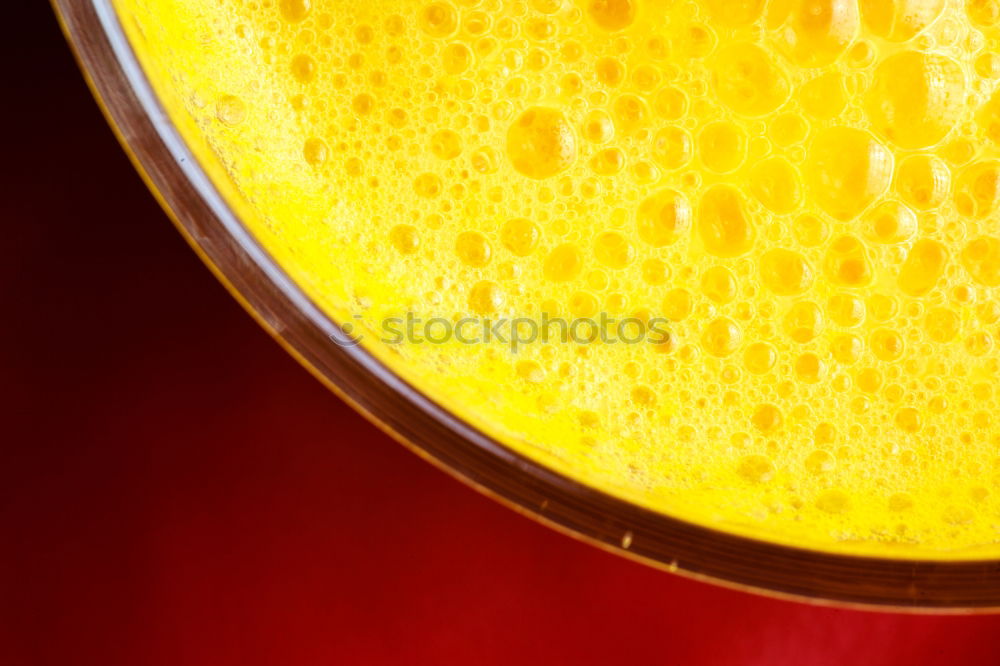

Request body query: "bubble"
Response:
[978, 90, 1000, 149]
[419, 2, 459, 37]
[898, 239, 948, 296]
[353, 23, 374, 44]
[977, 301, 1000, 325]
[784, 301, 824, 344]
[816, 489, 851, 514]
[442, 43, 473, 74]
[698, 121, 747, 174]
[702, 317, 743, 358]
[216, 95, 246, 126]
[526, 17, 557, 41]
[941, 139, 976, 166]
[751, 404, 783, 432]
[632, 162, 660, 184]
[929, 395, 949, 413]
[773, 0, 860, 67]
[825, 236, 874, 288]
[352, 93, 375, 115]
[795, 353, 824, 383]
[569, 291, 599, 317]
[805, 450, 836, 475]
[413, 172, 444, 198]
[961, 236, 1000, 287]
[680, 24, 717, 59]
[637, 189, 692, 247]
[430, 129, 463, 159]
[279, 0, 311, 23]
[889, 493, 915, 512]
[594, 231, 636, 269]
[759, 248, 813, 296]
[560, 72, 583, 96]
[806, 127, 893, 222]
[662, 289, 693, 321]
[386, 108, 408, 129]
[942, 505, 975, 526]
[701, 266, 739, 304]
[455, 231, 492, 267]
[697, 185, 755, 258]
[867, 52, 965, 150]
[737, 454, 775, 483]
[590, 147, 626, 175]
[865, 200, 917, 244]
[651, 127, 694, 170]
[544, 243, 584, 282]
[507, 107, 577, 179]
[744, 342, 777, 375]
[471, 146, 501, 174]
[384, 14, 405, 35]
[871, 328, 906, 362]
[653, 87, 687, 121]
[976, 53, 1000, 79]
[303, 137, 329, 165]
[632, 65, 661, 91]
[291, 54, 317, 83]
[579, 411, 601, 429]
[860, 0, 946, 41]
[505, 77, 528, 98]
[895, 154, 950, 211]
[611, 95, 650, 135]
[955, 161, 1000, 218]
[344, 157, 365, 178]
[712, 43, 790, 116]
[516, 360, 546, 383]
[641, 259, 670, 285]
[892, 407, 921, 433]
[966, 330, 996, 356]
[856, 367, 881, 393]
[968, 0, 1000, 27]
[531, 0, 562, 14]
[595, 57, 626, 87]
[501, 218, 541, 257]
[831, 334, 864, 365]
[468, 280, 504, 313]
[390, 224, 420, 254]
[828, 293, 866, 327]
[586, 0, 637, 31]
[583, 110, 615, 144]
[952, 283, 976, 307]
[925, 307, 961, 343]
[868, 294, 899, 322]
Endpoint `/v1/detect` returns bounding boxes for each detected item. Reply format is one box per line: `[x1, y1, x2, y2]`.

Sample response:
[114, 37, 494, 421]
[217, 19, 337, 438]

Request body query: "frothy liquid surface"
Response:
[120, 0, 1000, 556]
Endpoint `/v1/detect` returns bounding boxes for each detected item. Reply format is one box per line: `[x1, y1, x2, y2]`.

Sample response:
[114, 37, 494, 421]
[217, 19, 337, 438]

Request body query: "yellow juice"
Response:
[117, 0, 1000, 557]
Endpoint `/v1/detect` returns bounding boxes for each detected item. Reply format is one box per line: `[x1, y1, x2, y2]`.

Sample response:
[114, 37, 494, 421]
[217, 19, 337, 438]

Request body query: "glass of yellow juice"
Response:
[56, 0, 1000, 609]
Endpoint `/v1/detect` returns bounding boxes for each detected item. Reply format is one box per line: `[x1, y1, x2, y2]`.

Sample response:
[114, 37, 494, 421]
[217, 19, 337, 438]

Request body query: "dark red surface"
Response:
[5, 4, 1000, 664]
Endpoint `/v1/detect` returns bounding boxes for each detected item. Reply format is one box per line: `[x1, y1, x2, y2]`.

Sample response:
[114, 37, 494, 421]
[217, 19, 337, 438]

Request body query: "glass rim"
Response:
[52, 0, 1000, 612]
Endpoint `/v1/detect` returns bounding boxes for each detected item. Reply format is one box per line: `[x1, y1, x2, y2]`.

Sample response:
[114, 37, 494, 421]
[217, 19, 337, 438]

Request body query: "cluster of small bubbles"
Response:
[185, 0, 1000, 552]
[216, 95, 247, 126]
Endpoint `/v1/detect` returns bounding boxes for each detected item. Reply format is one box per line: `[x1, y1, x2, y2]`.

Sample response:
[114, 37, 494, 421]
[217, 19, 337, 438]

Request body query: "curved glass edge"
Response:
[51, 0, 1000, 611]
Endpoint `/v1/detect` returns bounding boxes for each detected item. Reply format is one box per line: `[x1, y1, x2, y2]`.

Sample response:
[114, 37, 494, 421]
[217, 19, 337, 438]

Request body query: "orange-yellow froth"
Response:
[117, 0, 1000, 557]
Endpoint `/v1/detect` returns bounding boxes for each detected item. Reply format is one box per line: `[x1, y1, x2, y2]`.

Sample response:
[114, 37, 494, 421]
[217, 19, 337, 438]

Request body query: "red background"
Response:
[6, 4, 1000, 664]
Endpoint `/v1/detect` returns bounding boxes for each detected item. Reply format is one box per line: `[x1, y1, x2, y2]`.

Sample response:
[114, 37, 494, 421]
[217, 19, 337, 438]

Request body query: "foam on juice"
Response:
[117, 0, 1000, 556]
